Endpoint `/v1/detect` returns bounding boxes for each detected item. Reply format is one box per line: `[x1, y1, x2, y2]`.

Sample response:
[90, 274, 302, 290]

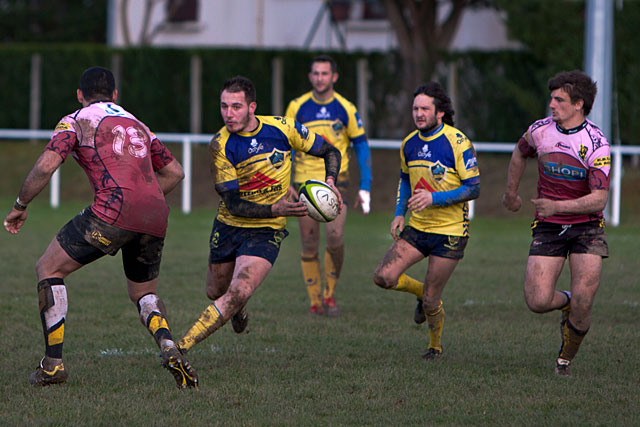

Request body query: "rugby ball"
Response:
[298, 180, 339, 222]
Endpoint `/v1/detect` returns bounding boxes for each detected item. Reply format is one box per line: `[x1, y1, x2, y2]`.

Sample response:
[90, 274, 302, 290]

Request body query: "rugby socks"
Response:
[323, 245, 344, 299]
[137, 294, 174, 351]
[37, 278, 68, 360]
[426, 301, 445, 351]
[558, 319, 588, 363]
[178, 303, 224, 352]
[395, 273, 423, 298]
[301, 253, 322, 307]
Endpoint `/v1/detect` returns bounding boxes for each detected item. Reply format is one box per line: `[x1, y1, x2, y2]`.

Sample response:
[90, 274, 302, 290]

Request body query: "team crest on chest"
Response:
[268, 149, 287, 170]
[578, 144, 588, 161]
[430, 161, 446, 181]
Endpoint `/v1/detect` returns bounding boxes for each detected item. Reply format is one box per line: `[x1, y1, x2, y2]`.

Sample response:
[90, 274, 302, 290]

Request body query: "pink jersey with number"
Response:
[518, 116, 611, 224]
[46, 101, 174, 237]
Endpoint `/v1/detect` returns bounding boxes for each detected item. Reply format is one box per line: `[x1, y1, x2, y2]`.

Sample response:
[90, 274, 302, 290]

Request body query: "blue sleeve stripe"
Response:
[352, 137, 372, 191]
[395, 172, 411, 216]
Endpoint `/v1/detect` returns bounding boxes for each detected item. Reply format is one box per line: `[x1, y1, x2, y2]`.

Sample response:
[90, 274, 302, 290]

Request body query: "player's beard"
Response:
[417, 116, 439, 133]
[226, 111, 252, 133]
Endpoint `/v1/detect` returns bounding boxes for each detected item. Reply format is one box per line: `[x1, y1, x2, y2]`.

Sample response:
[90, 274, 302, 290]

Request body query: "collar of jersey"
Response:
[418, 123, 445, 141]
[555, 120, 587, 135]
[311, 92, 335, 105]
[88, 99, 113, 105]
[235, 118, 263, 137]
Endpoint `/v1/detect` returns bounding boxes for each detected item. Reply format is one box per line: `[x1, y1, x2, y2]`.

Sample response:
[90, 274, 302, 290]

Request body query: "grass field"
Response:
[1, 197, 639, 426]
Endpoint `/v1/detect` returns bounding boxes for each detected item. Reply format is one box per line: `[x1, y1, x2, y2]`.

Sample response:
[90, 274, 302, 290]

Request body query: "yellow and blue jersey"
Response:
[399, 124, 480, 237]
[285, 91, 371, 189]
[210, 115, 323, 229]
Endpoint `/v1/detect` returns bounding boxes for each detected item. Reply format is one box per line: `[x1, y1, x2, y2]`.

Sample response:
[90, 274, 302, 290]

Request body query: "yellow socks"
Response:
[323, 245, 344, 299]
[301, 254, 322, 307]
[426, 301, 445, 351]
[395, 273, 423, 298]
[178, 304, 223, 352]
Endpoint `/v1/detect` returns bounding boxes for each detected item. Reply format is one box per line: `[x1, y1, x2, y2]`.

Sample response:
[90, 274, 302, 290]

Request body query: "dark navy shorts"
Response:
[529, 220, 608, 258]
[56, 207, 164, 282]
[209, 218, 289, 265]
[400, 226, 468, 260]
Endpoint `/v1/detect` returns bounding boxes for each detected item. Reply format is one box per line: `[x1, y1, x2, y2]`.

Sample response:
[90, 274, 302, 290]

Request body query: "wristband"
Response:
[14, 198, 27, 211]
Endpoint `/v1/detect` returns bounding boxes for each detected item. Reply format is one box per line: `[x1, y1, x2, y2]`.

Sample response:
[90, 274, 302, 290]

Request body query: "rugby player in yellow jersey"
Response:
[285, 55, 372, 316]
[373, 82, 480, 360]
[177, 77, 342, 354]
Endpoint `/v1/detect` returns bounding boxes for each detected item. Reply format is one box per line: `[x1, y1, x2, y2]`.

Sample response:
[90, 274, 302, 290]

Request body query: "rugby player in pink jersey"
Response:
[503, 70, 611, 376]
[3, 67, 198, 388]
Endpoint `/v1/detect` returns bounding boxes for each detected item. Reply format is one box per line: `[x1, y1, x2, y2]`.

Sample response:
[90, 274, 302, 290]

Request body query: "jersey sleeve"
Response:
[286, 118, 320, 154]
[46, 117, 78, 161]
[455, 134, 480, 184]
[284, 99, 298, 120]
[345, 102, 366, 140]
[587, 136, 611, 191]
[209, 133, 239, 193]
[400, 138, 410, 174]
[150, 135, 175, 171]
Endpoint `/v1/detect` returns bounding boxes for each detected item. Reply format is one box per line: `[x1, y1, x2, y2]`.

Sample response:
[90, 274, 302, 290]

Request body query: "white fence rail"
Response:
[2, 129, 639, 226]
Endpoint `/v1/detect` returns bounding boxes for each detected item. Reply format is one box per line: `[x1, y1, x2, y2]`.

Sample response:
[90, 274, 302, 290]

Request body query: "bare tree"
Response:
[381, 0, 488, 132]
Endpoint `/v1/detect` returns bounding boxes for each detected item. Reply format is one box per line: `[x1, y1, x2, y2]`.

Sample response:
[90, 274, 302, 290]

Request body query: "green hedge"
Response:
[0, 45, 633, 143]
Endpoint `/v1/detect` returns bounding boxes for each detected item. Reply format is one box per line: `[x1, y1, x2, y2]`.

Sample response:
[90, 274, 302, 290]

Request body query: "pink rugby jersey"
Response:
[46, 101, 175, 237]
[518, 116, 611, 224]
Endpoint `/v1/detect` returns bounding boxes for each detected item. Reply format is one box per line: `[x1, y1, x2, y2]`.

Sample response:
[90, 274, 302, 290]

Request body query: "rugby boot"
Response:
[414, 297, 426, 324]
[308, 304, 324, 316]
[555, 358, 571, 376]
[161, 346, 199, 389]
[231, 305, 249, 333]
[422, 347, 443, 361]
[322, 297, 341, 317]
[29, 358, 68, 386]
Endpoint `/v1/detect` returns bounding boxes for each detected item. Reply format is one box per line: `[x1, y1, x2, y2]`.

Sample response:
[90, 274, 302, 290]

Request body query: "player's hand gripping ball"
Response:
[298, 179, 339, 222]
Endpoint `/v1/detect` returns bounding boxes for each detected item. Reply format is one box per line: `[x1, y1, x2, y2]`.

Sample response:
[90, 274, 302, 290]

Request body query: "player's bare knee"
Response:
[372, 268, 394, 289]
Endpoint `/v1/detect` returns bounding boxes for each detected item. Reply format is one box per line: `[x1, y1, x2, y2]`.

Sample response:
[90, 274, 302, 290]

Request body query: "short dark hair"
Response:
[221, 76, 256, 104]
[548, 70, 597, 116]
[413, 82, 455, 126]
[311, 55, 337, 73]
[79, 67, 115, 101]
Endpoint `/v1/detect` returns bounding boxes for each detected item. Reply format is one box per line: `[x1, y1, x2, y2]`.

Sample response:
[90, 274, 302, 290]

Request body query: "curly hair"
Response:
[548, 70, 597, 116]
[413, 82, 455, 126]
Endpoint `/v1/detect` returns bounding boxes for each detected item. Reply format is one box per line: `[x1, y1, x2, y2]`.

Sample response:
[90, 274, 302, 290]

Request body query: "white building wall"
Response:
[108, 0, 518, 52]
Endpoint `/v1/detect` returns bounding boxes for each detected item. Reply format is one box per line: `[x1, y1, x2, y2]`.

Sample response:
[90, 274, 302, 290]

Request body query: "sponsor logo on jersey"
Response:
[542, 161, 586, 181]
[579, 144, 588, 161]
[54, 122, 72, 132]
[239, 172, 279, 191]
[463, 148, 477, 170]
[316, 106, 331, 120]
[355, 112, 363, 128]
[455, 132, 468, 145]
[295, 121, 309, 139]
[555, 142, 570, 150]
[248, 139, 264, 154]
[430, 161, 446, 182]
[268, 149, 287, 170]
[593, 156, 611, 167]
[417, 144, 431, 159]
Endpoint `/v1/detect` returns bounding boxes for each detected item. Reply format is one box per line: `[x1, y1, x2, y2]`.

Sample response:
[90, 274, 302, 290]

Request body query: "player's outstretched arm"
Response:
[4, 150, 63, 234]
[155, 159, 185, 195]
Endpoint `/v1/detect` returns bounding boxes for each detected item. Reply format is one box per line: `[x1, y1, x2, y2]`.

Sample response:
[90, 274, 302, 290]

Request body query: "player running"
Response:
[373, 82, 480, 360]
[503, 70, 610, 376]
[3, 67, 198, 389]
[285, 55, 372, 316]
[177, 76, 342, 353]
